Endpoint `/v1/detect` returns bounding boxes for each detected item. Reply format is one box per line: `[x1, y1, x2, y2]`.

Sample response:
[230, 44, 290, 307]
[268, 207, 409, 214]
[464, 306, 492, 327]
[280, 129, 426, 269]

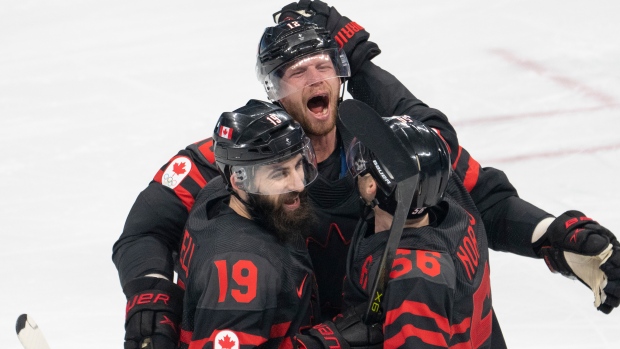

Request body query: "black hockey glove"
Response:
[273, 0, 381, 75]
[535, 210, 620, 314]
[123, 277, 184, 349]
[296, 303, 383, 349]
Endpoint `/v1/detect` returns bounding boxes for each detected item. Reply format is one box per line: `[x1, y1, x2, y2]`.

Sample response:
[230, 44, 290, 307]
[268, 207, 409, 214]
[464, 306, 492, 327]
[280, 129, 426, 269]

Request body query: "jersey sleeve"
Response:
[112, 138, 220, 287]
[348, 61, 552, 257]
[182, 251, 285, 349]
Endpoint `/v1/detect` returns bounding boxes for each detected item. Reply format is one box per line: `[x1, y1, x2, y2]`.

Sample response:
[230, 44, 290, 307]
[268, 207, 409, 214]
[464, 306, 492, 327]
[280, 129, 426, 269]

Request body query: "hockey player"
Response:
[343, 114, 502, 348]
[254, 16, 540, 323]
[113, 3, 620, 348]
[176, 100, 382, 349]
[342, 108, 620, 348]
[259, 7, 619, 318]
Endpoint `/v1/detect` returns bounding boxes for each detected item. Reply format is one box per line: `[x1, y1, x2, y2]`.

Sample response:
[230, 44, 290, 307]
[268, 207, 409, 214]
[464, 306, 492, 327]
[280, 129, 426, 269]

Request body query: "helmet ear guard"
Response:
[232, 168, 248, 190]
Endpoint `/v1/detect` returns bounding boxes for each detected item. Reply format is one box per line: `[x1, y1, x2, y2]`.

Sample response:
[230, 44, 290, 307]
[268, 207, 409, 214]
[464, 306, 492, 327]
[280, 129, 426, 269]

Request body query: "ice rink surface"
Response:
[1, 0, 619, 347]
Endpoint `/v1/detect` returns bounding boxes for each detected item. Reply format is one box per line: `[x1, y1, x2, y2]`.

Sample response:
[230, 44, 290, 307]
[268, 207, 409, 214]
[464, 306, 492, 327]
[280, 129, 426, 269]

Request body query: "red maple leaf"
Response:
[218, 335, 236, 349]
[172, 162, 187, 175]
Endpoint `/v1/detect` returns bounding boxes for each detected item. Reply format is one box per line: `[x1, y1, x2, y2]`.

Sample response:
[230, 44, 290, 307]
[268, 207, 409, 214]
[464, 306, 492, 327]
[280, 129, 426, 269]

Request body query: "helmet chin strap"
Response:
[338, 79, 347, 104]
[229, 188, 255, 215]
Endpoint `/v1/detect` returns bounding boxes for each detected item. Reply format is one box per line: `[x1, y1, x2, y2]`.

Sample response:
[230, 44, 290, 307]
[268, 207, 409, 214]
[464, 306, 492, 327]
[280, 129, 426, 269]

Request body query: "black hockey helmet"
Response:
[256, 17, 351, 101]
[214, 99, 318, 195]
[347, 116, 451, 218]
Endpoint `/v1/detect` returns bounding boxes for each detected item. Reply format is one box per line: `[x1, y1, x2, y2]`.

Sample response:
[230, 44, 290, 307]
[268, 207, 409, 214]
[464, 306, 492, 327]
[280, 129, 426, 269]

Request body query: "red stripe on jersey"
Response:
[385, 300, 450, 333]
[189, 331, 267, 349]
[197, 138, 216, 164]
[270, 321, 291, 338]
[174, 184, 196, 211]
[384, 323, 448, 348]
[154, 169, 164, 183]
[452, 147, 463, 170]
[462, 156, 480, 193]
[180, 328, 193, 344]
[231, 332, 268, 346]
[450, 317, 471, 335]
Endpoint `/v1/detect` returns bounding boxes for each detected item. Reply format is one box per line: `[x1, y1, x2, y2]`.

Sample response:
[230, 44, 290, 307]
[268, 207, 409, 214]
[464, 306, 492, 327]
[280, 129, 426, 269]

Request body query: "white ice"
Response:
[1, 0, 619, 348]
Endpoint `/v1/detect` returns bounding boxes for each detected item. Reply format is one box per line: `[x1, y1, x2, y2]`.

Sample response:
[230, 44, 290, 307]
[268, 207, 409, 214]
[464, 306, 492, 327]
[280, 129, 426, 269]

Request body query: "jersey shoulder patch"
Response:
[161, 156, 193, 189]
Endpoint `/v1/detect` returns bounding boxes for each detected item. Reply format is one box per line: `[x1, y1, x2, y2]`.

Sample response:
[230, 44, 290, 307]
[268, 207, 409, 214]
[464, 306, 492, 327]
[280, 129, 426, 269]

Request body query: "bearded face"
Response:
[247, 190, 316, 242]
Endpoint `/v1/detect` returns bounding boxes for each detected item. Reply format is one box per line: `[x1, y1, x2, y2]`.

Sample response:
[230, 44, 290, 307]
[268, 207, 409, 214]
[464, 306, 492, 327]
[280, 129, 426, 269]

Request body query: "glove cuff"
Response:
[533, 210, 590, 258]
[302, 322, 350, 349]
[538, 246, 573, 276]
[123, 277, 184, 320]
[348, 41, 381, 76]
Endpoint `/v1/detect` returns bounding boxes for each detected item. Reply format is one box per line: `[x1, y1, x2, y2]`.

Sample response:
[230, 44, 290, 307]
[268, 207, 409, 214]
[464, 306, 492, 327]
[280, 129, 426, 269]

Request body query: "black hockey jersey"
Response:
[343, 174, 504, 349]
[112, 61, 550, 318]
[304, 123, 364, 319]
[178, 177, 319, 349]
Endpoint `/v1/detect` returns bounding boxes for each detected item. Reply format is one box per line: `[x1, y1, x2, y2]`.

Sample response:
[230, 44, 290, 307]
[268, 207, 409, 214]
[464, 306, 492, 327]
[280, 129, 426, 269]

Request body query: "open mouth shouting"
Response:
[306, 92, 330, 120]
[282, 192, 301, 211]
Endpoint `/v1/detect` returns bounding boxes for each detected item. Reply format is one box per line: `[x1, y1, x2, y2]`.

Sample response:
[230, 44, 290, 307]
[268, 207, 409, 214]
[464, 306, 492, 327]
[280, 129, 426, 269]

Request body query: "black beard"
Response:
[247, 190, 316, 243]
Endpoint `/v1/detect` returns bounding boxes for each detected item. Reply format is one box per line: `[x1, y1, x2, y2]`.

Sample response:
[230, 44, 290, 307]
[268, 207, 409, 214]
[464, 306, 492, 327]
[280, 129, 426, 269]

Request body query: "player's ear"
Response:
[230, 174, 242, 191]
[358, 174, 377, 204]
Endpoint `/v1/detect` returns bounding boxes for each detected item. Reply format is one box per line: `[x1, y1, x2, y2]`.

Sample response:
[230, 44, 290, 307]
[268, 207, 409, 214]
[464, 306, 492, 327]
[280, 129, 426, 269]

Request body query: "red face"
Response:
[277, 53, 341, 137]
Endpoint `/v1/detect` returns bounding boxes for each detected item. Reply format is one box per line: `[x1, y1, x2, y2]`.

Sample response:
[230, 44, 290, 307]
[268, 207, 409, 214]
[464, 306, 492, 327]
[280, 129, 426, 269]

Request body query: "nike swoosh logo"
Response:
[296, 273, 309, 299]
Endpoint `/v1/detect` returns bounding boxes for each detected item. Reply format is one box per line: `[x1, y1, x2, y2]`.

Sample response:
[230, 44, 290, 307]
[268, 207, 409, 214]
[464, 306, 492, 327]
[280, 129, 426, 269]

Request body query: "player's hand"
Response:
[333, 303, 383, 349]
[273, 0, 381, 75]
[536, 210, 620, 314]
[296, 303, 383, 349]
[273, 0, 330, 27]
[123, 277, 184, 349]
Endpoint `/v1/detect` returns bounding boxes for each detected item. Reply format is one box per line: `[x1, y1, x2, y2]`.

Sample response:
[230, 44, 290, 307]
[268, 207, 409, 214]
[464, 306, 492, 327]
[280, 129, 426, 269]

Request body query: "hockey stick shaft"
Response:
[337, 99, 421, 323]
[363, 175, 417, 324]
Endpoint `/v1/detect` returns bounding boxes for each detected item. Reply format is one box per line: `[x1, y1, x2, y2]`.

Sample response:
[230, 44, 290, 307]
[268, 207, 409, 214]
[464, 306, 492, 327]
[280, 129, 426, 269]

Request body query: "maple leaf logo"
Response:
[173, 162, 187, 175]
[218, 335, 236, 349]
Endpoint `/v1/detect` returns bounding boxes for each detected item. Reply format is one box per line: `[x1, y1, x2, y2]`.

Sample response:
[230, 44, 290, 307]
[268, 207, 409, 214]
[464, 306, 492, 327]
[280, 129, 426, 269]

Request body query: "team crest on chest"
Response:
[214, 330, 240, 349]
[162, 156, 192, 189]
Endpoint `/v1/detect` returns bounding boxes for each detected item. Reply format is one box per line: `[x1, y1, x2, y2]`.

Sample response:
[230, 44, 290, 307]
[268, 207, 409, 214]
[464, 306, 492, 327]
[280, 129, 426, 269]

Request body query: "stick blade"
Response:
[338, 99, 418, 181]
[16, 314, 51, 349]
